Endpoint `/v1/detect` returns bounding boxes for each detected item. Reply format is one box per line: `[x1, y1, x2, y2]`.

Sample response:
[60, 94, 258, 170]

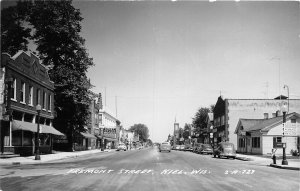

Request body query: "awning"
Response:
[80, 132, 97, 139]
[12, 120, 64, 136]
[103, 137, 117, 142]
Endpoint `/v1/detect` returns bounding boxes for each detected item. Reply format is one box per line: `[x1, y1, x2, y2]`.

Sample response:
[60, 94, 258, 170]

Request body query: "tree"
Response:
[182, 123, 190, 140]
[129, 124, 149, 143]
[1, 0, 94, 151]
[1, 1, 31, 55]
[192, 107, 211, 135]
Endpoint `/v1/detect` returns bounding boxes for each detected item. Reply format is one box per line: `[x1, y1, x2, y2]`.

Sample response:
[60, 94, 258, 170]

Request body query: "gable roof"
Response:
[235, 119, 265, 134]
[248, 112, 299, 132]
[235, 112, 300, 134]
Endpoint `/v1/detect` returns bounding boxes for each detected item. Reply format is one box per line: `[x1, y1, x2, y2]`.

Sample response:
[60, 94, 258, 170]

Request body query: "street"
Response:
[0, 147, 299, 191]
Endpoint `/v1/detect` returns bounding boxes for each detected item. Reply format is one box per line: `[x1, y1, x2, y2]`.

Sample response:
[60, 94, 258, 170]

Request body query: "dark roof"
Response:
[247, 112, 299, 132]
[239, 119, 265, 131]
[274, 95, 288, 100]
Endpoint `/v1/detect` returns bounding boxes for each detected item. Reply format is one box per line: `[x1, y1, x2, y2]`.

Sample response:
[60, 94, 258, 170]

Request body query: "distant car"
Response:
[116, 143, 127, 151]
[192, 143, 202, 153]
[213, 142, 236, 159]
[159, 142, 171, 152]
[179, 145, 185, 151]
[184, 144, 193, 152]
[199, 144, 213, 155]
[174, 145, 180, 150]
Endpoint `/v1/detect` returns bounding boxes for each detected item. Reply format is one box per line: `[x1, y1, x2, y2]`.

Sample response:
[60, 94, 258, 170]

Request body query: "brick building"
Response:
[0, 51, 63, 156]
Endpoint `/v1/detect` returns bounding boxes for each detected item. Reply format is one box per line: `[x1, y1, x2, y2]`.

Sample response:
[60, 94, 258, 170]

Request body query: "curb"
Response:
[269, 164, 300, 171]
[0, 150, 108, 166]
[235, 157, 253, 161]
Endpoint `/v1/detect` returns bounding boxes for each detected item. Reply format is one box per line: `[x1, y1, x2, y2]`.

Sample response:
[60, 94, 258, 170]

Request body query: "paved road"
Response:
[1, 147, 299, 191]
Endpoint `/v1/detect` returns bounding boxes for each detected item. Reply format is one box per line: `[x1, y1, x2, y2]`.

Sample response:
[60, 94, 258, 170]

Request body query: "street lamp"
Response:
[283, 85, 289, 113]
[281, 103, 288, 165]
[35, 104, 41, 160]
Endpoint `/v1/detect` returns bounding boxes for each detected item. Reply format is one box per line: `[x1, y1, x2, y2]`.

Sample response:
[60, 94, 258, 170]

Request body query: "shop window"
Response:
[239, 138, 245, 148]
[45, 119, 51, 126]
[12, 111, 23, 121]
[23, 131, 33, 146]
[12, 131, 22, 146]
[40, 134, 50, 146]
[252, 137, 260, 148]
[24, 113, 34, 123]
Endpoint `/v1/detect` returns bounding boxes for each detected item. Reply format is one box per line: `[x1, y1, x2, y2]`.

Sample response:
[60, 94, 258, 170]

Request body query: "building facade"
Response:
[235, 112, 300, 155]
[0, 51, 63, 156]
[213, 96, 300, 150]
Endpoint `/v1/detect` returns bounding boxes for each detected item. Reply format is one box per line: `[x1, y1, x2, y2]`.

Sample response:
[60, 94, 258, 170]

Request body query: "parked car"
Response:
[179, 145, 185, 151]
[199, 144, 213, 155]
[116, 143, 127, 151]
[192, 143, 202, 153]
[184, 144, 193, 152]
[213, 142, 236, 159]
[159, 142, 171, 152]
[174, 145, 180, 150]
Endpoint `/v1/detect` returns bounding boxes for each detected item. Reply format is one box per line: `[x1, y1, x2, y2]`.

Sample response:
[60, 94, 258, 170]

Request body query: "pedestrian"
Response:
[271, 148, 277, 164]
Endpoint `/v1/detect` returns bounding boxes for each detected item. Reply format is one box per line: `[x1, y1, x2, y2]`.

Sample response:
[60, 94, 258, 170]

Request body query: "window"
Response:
[252, 137, 260, 148]
[273, 137, 282, 148]
[47, 94, 51, 111]
[272, 113, 276, 118]
[28, 86, 33, 105]
[11, 78, 16, 100]
[20, 81, 25, 103]
[239, 138, 245, 148]
[43, 91, 47, 109]
[221, 115, 225, 126]
[36, 88, 40, 105]
[264, 113, 269, 119]
[291, 119, 296, 123]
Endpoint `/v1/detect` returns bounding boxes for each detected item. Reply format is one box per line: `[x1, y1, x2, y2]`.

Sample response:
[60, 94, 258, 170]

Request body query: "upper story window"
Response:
[28, 86, 33, 106]
[291, 119, 296, 123]
[43, 91, 47, 109]
[11, 78, 16, 100]
[36, 88, 40, 105]
[20, 81, 25, 103]
[47, 94, 51, 111]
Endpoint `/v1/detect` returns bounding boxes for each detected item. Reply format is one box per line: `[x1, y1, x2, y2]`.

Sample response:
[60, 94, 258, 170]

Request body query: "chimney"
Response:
[98, 93, 103, 109]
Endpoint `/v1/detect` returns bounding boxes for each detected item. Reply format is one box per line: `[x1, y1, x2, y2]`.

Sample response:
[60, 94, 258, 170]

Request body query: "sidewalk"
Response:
[0, 149, 115, 165]
[236, 153, 300, 170]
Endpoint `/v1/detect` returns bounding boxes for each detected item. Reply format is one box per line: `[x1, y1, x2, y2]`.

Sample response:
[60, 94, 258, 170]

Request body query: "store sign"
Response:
[102, 128, 116, 138]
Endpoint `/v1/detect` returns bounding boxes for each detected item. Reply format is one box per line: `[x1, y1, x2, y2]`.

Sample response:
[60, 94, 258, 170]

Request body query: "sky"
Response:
[3, 1, 300, 143]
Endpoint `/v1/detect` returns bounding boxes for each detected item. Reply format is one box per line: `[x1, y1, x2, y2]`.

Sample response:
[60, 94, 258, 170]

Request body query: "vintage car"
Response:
[192, 143, 202, 153]
[159, 142, 171, 152]
[213, 142, 236, 159]
[199, 144, 213, 155]
[184, 144, 193, 152]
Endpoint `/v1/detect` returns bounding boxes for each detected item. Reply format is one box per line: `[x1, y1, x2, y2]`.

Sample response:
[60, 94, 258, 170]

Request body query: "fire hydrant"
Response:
[271, 149, 277, 164]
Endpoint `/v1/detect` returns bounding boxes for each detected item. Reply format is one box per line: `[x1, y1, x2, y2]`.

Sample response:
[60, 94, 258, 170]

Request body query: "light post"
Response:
[283, 85, 289, 113]
[35, 104, 41, 160]
[281, 103, 288, 165]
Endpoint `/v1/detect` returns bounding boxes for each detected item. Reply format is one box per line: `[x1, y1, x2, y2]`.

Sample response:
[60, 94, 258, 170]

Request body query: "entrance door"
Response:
[246, 137, 251, 153]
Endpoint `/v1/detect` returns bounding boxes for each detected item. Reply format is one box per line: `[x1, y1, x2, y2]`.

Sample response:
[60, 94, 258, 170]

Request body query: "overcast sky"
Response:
[3, 1, 300, 143]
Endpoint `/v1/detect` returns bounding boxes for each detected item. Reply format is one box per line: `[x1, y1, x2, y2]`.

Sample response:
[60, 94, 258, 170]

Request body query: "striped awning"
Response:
[12, 120, 64, 136]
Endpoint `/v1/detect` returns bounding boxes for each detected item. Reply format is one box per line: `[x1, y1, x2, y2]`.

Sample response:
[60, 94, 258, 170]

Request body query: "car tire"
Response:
[218, 155, 220, 158]
[213, 155, 216, 158]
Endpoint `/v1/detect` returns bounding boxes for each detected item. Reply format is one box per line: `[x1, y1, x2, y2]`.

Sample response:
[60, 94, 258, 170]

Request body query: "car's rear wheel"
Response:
[218, 155, 220, 158]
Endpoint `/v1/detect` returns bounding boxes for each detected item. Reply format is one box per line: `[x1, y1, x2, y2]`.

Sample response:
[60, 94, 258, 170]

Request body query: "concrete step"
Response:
[0, 152, 20, 159]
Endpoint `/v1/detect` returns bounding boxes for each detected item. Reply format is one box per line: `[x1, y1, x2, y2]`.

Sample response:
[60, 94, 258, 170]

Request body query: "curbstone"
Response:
[269, 164, 300, 171]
